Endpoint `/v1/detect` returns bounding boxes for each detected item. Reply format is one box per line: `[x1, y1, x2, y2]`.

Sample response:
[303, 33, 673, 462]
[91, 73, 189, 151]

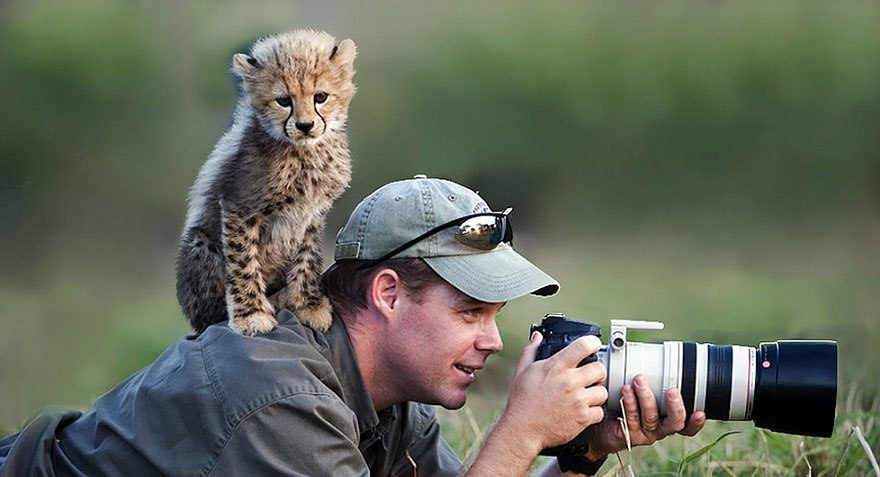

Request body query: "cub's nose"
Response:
[295, 121, 314, 132]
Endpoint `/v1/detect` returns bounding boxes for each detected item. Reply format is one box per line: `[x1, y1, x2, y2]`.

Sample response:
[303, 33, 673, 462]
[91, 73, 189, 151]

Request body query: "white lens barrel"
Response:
[661, 342, 683, 417]
[727, 345, 756, 420]
[605, 341, 757, 421]
[694, 343, 708, 414]
[603, 342, 665, 415]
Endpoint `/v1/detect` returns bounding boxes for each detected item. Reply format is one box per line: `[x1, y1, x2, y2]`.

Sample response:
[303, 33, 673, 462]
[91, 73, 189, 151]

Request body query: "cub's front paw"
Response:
[295, 297, 334, 332]
[229, 311, 277, 336]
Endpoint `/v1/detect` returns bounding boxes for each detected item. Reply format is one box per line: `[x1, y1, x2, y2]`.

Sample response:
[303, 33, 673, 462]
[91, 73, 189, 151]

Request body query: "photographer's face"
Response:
[385, 281, 505, 409]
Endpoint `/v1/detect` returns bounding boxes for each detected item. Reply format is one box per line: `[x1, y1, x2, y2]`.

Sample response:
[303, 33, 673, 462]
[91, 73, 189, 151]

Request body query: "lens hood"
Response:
[752, 340, 838, 437]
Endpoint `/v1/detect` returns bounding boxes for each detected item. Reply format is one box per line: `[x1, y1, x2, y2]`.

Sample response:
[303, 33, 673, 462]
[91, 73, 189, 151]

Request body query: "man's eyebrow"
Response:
[454, 296, 507, 309]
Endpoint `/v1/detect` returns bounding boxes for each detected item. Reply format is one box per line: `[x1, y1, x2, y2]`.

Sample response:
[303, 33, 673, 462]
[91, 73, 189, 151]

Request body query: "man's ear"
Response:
[369, 268, 401, 320]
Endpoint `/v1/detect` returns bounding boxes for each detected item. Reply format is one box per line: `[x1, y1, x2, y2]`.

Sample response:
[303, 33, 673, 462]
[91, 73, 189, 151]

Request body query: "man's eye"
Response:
[314, 91, 328, 104]
[276, 96, 292, 107]
[460, 309, 482, 319]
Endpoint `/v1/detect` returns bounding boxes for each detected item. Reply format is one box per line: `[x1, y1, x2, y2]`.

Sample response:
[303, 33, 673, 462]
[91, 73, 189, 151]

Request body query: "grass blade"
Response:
[832, 428, 854, 477]
[677, 431, 740, 476]
[854, 426, 880, 477]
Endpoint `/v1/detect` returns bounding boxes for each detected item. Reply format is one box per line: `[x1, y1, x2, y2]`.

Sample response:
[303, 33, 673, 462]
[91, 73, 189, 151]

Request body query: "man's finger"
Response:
[579, 361, 607, 388]
[657, 388, 687, 436]
[551, 335, 602, 369]
[621, 383, 642, 434]
[632, 375, 660, 434]
[679, 411, 706, 437]
[584, 383, 609, 408]
[514, 331, 542, 376]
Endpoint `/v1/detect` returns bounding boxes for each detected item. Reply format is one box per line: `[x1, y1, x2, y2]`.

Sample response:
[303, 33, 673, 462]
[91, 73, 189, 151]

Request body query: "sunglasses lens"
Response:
[454, 215, 506, 250]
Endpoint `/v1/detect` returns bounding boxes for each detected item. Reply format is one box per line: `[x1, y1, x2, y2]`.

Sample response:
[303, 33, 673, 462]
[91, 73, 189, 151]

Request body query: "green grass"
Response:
[0, 2, 878, 473]
[438, 391, 880, 476]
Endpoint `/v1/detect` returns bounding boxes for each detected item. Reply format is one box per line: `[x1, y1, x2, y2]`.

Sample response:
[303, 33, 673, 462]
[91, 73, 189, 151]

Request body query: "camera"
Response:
[531, 314, 838, 456]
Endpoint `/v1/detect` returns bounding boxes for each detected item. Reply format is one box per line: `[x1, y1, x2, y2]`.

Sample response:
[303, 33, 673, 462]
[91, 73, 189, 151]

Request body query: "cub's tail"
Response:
[176, 228, 228, 333]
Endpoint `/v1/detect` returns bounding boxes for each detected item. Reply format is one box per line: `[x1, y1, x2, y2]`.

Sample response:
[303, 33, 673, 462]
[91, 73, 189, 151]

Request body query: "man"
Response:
[0, 176, 704, 476]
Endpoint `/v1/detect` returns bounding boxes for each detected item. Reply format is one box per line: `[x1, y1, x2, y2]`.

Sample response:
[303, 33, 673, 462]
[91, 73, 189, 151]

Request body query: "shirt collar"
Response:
[318, 314, 399, 440]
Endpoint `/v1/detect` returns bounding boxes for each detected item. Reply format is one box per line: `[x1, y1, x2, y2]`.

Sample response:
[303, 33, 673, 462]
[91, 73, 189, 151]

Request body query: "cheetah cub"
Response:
[176, 30, 355, 335]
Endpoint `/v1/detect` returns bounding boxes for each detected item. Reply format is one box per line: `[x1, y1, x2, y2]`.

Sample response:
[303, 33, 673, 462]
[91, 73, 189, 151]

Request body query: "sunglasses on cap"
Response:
[367, 207, 514, 265]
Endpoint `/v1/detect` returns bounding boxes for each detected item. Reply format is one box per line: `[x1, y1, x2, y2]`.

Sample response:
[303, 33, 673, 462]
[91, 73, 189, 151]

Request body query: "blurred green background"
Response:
[1, 0, 878, 451]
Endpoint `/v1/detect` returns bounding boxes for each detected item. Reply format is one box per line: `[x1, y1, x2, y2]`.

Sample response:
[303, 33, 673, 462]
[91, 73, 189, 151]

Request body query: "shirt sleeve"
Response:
[206, 392, 369, 477]
[0, 409, 82, 477]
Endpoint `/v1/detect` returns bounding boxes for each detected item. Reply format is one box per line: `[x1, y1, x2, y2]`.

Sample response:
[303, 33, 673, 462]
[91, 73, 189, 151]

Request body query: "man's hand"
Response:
[584, 374, 706, 462]
[500, 332, 609, 454]
[465, 332, 608, 476]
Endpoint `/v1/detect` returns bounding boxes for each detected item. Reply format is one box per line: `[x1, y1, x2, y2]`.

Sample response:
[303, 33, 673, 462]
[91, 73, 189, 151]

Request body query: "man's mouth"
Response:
[454, 365, 477, 377]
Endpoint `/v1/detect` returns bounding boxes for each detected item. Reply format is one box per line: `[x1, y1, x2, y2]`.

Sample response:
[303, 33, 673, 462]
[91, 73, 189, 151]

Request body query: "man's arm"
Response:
[464, 333, 608, 476]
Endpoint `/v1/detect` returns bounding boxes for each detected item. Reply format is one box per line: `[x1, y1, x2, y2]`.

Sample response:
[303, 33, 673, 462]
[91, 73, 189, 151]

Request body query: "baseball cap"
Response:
[334, 175, 559, 302]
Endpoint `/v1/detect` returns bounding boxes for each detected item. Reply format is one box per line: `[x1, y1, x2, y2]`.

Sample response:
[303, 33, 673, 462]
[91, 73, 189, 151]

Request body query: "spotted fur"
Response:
[176, 30, 356, 335]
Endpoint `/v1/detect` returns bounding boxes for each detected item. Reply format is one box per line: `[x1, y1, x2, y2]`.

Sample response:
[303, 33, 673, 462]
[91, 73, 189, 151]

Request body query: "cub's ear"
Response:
[330, 39, 357, 72]
[232, 53, 260, 77]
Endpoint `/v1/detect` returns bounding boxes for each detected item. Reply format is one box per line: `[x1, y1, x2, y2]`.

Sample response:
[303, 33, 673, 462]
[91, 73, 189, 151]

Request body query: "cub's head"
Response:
[233, 30, 357, 146]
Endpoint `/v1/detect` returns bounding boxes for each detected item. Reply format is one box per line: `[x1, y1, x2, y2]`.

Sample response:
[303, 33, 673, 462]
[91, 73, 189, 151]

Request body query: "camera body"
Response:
[530, 313, 838, 457]
[533, 315, 602, 366]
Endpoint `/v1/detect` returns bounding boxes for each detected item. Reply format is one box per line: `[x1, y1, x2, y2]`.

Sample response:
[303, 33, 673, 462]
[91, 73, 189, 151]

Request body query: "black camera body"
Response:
[530, 314, 604, 456]
[530, 313, 838, 457]
[531, 314, 602, 366]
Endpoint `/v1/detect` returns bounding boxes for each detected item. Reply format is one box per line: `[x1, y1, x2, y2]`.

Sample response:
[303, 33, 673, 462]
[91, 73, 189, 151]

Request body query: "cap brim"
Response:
[422, 245, 560, 303]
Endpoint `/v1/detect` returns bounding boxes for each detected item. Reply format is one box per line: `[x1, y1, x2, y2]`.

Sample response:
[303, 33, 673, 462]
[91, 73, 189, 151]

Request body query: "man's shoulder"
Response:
[49, 313, 353, 477]
[198, 312, 344, 421]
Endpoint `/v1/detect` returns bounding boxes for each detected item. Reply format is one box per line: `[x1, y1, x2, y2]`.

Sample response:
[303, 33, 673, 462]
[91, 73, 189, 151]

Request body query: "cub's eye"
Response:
[314, 91, 329, 104]
[275, 96, 292, 107]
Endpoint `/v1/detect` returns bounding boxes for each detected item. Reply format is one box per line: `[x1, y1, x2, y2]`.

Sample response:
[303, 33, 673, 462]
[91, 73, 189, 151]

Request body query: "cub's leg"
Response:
[176, 228, 227, 334]
[222, 203, 277, 335]
[283, 214, 333, 331]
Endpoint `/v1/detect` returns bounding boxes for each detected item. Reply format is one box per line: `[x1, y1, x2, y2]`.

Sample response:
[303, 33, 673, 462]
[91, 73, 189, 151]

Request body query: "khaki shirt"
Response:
[0, 311, 462, 476]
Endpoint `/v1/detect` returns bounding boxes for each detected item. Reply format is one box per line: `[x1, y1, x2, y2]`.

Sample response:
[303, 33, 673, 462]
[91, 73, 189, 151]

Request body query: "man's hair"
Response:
[321, 258, 447, 319]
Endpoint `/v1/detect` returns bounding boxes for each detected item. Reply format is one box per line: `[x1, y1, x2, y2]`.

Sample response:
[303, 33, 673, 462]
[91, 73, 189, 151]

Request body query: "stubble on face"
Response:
[366, 284, 504, 409]
[379, 283, 505, 410]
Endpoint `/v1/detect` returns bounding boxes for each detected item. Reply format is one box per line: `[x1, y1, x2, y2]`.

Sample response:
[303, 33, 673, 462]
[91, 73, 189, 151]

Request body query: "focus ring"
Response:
[705, 345, 733, 420]
[681, 342, 697, 418]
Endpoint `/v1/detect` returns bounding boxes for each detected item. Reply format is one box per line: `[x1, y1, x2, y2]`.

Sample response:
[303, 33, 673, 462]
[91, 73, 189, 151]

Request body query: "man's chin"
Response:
[437, 393, 468, 410]
[440, 402, 465, 411]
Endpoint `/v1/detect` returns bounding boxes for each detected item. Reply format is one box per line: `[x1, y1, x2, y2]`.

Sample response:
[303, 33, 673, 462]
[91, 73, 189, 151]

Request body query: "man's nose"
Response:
[476, 320, 503, 353]
[295, 121, 314, 132]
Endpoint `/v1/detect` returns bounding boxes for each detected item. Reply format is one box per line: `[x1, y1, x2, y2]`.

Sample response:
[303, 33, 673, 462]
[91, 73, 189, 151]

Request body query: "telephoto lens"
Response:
[640, 340, 838, 437]
[532, 314, 838, 456]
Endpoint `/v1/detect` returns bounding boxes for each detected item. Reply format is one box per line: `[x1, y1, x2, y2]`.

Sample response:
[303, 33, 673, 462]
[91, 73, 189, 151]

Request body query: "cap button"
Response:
[413, 174, 428, 179]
